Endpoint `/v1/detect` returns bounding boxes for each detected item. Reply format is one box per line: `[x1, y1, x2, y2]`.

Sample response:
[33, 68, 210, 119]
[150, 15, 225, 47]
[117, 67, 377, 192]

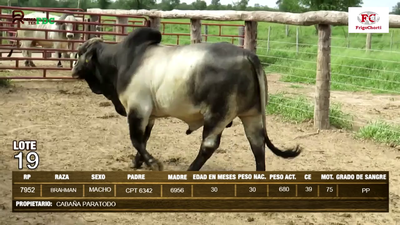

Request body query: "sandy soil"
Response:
[0, 70, 399, 224]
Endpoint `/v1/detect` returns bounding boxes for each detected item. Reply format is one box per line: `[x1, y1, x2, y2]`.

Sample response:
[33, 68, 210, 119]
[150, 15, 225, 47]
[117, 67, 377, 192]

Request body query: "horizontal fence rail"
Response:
[86, 9, 400, 27]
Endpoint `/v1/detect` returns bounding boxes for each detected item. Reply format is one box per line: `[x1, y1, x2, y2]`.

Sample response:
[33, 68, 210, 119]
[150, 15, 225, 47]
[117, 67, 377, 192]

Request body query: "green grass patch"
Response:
[266, 93, 353, 129]
[356, 121, 400, 146]
[0, 78, 11, 88]
[290, 84, 304, 89]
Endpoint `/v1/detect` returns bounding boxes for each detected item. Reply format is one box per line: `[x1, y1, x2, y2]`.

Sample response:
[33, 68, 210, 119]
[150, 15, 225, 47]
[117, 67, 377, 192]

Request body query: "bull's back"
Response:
[122, 43, 263, 118]
[183, 43, 262, 113]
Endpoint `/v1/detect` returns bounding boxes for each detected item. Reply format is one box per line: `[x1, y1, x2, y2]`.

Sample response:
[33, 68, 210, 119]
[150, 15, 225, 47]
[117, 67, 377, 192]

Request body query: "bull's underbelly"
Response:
[35, 41, 67, 49]
[151, 99, 204, 122]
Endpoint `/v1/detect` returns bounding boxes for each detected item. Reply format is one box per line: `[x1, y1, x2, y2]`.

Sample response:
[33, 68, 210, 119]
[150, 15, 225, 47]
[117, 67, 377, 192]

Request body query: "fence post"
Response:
[244, 21, 257, 53]
[87, 15, 99, 40]
[204, 25, 208, 42]
[296, 27, 299, 53]
[267, 26, 271, 53]
[116, 17, 128, 42]
[346, 34, 350, 48]
[366, 33, 372, 51]
[238, 26, 244, 47]
[112, 21, 116, 41]
[190, 19, 202, 44]
[314, 24, 331, 130]
[390, 31, 393, 50]
[149, 17, 161, 30]
[285, 25, 289, 37]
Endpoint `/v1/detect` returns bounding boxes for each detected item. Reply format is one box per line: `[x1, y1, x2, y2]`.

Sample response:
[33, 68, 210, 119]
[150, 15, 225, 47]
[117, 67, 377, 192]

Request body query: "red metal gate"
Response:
[0, 6, 245, 81]
[0, 6, 148, 80]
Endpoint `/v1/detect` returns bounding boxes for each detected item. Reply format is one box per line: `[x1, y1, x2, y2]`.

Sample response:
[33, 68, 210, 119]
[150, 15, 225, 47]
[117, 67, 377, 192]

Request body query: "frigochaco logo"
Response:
[355, 11, 382, 31]
[357, 11, 380, 25]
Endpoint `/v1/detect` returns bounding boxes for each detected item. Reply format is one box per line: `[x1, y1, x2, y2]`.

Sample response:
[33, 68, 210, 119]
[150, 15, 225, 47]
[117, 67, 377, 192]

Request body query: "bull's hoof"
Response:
[57, 64, 63, 68]
[148, 159, 163, 171]
[131, 158, 144, 169]
[29, 62, 36, 67]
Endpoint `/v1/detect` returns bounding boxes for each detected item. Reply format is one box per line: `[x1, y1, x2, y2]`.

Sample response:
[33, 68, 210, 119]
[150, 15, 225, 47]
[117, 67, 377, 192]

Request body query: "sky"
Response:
[179, 0, 399, 10]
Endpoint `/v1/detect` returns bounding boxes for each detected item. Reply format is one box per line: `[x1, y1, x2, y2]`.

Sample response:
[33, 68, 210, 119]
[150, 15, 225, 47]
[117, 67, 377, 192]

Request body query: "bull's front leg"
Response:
[56, 51, 63, 68]
[128, 109, 162, 171]
[21, 41, 35, 67]
[54, 42, 63, 68]
[132, 118, 155, 169]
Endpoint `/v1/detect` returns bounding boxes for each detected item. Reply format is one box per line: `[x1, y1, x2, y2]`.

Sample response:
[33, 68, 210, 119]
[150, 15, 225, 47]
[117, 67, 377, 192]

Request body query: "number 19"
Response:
[14, 152, 40, 170]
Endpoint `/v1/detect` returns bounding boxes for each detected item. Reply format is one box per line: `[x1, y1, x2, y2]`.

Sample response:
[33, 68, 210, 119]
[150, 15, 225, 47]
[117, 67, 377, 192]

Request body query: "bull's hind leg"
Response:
[21, 42, 33, 67]
[28, 60, 36, 67]
[132, 119, 155, 169]
[239, 115, 266, 171]
[187, 111, 235, 171]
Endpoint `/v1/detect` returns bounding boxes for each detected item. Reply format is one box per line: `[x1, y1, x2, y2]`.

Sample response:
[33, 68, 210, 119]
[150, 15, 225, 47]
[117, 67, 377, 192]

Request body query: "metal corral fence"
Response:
[0, 6, 245, 80]
[98, 19, 245, 46]
[0, 6, 151, 79]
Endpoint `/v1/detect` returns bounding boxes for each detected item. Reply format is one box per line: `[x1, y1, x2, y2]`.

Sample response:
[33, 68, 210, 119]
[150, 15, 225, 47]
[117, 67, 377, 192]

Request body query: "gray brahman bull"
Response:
[7, 12, 81, 67]
[71, 27, 302, 171]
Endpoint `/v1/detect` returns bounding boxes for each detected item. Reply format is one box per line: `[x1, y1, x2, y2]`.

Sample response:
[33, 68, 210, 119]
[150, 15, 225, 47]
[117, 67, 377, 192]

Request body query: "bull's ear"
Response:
[82, 42, 98, 64]
[83, 42, 104, 83]
[56, 14, 68, 25]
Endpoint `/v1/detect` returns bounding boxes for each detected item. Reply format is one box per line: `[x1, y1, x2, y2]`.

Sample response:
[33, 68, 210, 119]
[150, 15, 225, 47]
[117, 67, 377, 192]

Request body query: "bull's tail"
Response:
[247, 54, 302, 158]
[7, 33, 19, 57]
[7, 49, 14, 57]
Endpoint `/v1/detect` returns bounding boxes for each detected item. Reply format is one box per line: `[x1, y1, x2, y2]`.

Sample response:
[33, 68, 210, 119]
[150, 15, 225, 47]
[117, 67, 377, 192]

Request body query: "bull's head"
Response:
[72, 37, 104, 93]
[58, 14, 77, 39]
[72, 37, 127, 117]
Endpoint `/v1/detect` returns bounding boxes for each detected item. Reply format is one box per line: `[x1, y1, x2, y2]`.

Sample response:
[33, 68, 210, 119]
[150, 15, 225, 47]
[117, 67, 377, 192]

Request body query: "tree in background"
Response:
[191, 0, 207, 10]
[233, 0, 249, 10]
[160, 0, 180, 10]
[98, 0, 111, 9]
[276, 0, 305, 13]
[299, 0, 363, 11]
[392, 2, 400, 15]
[116, 0, 156, 9]
[209, 0, 221, 10]
[0, 0, 278, 11]
[283, 0, 364, 33]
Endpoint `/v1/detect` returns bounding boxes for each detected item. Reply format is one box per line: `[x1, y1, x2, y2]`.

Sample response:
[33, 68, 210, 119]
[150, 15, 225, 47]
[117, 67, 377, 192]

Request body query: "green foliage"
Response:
[277, 0, 305, 13]
[0, 79, 11, 88]
[392, 2, 400, 15]
[299, 0, 363, 11]
[276, 0, 363, 12]
[98, 0, 111, 9]
[1, 0, 277, 10]
[357, 121, 400, 146]
[115, 0, 156, 9]
[266, 92, 353, 129]
[192, 0, 207, 10]
[160, 0, 180, 10]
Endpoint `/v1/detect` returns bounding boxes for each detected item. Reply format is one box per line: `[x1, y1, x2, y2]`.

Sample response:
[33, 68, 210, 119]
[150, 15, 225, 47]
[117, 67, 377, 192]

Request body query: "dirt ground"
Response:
[0, 68, 399, 224]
